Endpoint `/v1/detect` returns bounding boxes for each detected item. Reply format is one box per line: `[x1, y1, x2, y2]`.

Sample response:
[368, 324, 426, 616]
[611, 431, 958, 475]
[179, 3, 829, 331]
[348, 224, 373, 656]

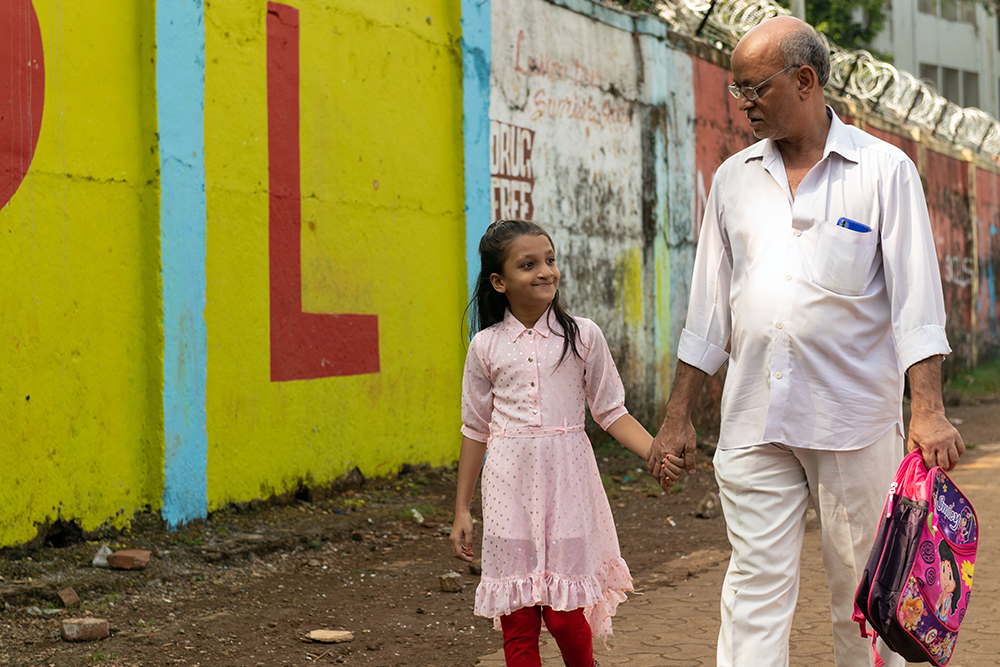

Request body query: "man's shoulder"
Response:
[843, 122, 911, 167]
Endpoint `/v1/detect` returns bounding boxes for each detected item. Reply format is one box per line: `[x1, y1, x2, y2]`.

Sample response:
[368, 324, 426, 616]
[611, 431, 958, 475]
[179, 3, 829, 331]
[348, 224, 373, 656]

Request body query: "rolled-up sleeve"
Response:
[678, 171, 733, 376]
[880, 159, 952, 371]
[581, 320, 629, 430]
[460, 336, 493, 443]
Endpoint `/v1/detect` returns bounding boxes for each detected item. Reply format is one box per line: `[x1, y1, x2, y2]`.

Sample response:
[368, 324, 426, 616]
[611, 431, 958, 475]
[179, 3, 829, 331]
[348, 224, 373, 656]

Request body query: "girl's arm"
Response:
[607, 414, 684, 491]
[450, 436, 488, 563]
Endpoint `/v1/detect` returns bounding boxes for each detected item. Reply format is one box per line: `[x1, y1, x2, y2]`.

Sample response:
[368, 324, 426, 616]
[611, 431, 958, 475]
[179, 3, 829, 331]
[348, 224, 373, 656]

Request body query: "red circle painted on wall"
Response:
[0, 0, 45, 210]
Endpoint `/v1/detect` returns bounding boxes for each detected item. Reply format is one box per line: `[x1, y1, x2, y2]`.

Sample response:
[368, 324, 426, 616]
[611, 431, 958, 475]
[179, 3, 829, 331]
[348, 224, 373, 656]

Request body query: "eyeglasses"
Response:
[728, 64, 801, 102]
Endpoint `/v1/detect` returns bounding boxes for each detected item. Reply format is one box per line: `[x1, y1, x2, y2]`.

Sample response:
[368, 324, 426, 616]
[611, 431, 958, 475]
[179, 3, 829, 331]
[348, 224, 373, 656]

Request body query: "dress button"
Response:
[528, 357, 533, 362]
[532, 409, 538, 414]
[794, 229, 802, 237]
[530, 382, 535, 387]
[527, 330, 533, 335]
[775, 372, 782, 379]
[776, 322, 784, 329]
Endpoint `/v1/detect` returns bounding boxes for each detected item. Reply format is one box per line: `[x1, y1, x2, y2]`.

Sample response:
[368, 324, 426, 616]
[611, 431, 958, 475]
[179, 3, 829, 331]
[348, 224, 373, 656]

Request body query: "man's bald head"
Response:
[734, 16, 830, 88]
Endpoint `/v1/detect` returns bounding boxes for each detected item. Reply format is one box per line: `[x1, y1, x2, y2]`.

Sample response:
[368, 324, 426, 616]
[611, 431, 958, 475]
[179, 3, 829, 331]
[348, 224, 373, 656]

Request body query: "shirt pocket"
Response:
[812, 220, 878, 296]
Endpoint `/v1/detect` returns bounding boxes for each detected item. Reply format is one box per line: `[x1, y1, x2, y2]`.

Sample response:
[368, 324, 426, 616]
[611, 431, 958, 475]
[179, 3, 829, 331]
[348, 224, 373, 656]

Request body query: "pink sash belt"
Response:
[488, 418, 584, 441]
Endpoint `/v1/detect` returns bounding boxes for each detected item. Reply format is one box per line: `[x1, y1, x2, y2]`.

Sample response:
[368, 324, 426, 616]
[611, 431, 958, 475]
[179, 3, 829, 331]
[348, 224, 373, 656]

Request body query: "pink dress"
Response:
[461, 307, 633, 637]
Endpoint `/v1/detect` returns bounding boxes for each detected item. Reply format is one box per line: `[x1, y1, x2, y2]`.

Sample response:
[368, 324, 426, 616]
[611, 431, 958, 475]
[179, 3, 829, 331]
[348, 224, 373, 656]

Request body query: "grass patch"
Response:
[946, 360, 1000, 399]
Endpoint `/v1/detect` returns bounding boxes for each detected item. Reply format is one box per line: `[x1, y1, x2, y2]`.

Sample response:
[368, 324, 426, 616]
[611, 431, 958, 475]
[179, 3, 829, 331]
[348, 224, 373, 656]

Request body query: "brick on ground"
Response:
[61, 618, 109, 642]
[107, 549, 151, 570]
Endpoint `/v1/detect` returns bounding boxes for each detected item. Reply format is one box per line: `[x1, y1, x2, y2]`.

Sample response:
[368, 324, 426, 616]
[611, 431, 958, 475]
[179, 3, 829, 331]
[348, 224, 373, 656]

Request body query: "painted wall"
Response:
[202, 0, 467, 510]
[0, 1, 162, 547]
[4, 0, 999, 549]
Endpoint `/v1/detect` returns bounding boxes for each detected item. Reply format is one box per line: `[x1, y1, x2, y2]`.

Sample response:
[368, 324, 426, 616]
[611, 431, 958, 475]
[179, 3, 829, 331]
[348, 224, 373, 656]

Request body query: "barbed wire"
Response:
[653, 0, 1000, 157]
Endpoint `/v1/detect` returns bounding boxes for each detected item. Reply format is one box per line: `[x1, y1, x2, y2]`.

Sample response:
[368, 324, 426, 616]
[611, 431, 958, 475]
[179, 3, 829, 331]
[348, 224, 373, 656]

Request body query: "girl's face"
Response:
[940, 559, 955, 595]
[490, 234, 560, 313]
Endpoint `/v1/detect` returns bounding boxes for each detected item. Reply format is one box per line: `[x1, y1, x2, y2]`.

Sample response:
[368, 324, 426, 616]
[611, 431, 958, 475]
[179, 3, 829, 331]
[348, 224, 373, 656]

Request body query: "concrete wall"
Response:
[2, 0, 998, 549]
[1, 1, 162, 547]
[201, 0, 467, 512]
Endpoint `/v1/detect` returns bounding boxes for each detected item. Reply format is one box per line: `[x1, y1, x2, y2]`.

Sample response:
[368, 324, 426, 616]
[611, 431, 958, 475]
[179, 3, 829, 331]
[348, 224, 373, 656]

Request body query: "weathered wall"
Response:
[3, 0, 998, 549]
[0, 1, 162, 547]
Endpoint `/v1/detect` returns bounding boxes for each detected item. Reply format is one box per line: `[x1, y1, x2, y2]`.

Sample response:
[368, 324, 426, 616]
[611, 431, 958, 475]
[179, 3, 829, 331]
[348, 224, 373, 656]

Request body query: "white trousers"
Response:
[714, 430, 905, 667]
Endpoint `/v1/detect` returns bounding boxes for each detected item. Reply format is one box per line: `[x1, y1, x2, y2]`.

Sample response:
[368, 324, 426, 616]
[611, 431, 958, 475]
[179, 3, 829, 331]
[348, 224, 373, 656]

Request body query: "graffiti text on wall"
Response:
[267, 2, 379, 381]
[0, 0, 45, 210]
[490, 120, 535, 221]
[512, 29, 633, 130]
[514, 29, 601, 88]
[943, 255, 975, 287]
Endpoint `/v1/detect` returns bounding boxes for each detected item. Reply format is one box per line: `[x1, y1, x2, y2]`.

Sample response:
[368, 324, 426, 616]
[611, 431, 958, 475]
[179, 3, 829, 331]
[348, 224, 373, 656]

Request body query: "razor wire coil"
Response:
[654, 0, 1000, 156]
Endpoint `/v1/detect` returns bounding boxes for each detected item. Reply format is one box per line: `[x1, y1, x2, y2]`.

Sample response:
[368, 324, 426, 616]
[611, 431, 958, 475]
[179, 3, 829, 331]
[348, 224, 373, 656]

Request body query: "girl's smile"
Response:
[489, 233, 560, 327]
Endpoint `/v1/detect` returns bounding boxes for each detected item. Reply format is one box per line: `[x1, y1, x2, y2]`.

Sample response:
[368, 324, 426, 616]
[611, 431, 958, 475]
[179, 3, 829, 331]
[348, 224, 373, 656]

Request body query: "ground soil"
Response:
[1, 399, 997, 667]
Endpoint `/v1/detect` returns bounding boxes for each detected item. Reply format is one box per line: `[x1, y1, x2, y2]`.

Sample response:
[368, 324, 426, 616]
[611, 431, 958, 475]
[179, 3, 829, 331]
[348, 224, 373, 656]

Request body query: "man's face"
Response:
[730, 48, 797, 141]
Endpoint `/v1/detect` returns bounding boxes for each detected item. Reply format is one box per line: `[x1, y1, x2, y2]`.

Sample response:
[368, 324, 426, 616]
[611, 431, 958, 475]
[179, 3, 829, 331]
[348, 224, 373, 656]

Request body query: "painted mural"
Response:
[1, 0, 161, 547]
[2, 0, 998, 549]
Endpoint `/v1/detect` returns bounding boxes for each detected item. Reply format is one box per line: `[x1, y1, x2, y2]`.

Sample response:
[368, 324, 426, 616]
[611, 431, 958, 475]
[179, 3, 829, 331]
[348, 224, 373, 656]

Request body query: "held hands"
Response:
[449, 511, 475, 563]
[647, 415, 698, 493]
[907, 409, 964, 472]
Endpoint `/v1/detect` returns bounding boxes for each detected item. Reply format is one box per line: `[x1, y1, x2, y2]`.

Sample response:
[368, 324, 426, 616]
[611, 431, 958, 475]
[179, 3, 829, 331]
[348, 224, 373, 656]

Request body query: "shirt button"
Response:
[527, 330, 533, 335]
[785, 274, 792, 280]
[776, 322, 784, 329]
[532, 409, 538, 414]
[794, 229, 802, 237]
[530, 382, 535, 387]
[775, 372, 782, 379]
[528, 357, 533, 362]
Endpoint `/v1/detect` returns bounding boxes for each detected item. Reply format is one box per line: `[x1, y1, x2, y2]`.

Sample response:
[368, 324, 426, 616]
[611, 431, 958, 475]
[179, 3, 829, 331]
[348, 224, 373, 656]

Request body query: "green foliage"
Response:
[946, 360, 1000, 399]
[776, 0, 887, 50]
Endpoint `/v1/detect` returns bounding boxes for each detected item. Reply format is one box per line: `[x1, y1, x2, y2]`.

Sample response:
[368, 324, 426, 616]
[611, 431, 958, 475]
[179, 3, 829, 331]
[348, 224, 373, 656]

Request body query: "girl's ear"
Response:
[490, 273, 507, 293]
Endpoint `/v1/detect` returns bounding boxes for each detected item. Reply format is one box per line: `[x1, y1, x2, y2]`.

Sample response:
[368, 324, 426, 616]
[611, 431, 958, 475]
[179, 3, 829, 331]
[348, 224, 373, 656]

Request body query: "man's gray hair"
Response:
[780, 24, 830, 88]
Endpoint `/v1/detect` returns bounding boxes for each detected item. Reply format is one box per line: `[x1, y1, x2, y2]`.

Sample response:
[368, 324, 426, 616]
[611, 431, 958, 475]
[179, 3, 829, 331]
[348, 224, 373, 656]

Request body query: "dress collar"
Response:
[502, 305, 558, 342]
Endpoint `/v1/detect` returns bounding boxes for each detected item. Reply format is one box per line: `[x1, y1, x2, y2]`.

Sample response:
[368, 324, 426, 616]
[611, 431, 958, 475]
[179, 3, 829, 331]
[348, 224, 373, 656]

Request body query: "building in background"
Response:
[870, 0, 999, 117]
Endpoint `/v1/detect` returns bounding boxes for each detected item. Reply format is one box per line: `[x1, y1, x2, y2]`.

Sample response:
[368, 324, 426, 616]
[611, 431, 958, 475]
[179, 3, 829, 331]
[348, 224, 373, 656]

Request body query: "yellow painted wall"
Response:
[0, 2, 162, 547]
[204, 1, 467, 507]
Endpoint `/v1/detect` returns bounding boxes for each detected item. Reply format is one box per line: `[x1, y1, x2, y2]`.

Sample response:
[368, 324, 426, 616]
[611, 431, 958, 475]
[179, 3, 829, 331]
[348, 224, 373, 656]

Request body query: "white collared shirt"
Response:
[679, 108, 951, 451]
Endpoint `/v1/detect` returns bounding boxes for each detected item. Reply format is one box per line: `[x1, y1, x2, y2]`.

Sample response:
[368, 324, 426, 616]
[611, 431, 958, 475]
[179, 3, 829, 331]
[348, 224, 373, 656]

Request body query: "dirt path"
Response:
[1, 400, 996, 667]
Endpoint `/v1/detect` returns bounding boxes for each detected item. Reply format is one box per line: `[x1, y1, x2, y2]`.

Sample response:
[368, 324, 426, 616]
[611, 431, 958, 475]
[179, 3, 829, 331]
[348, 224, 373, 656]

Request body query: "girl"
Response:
[449, 220, 682, 667]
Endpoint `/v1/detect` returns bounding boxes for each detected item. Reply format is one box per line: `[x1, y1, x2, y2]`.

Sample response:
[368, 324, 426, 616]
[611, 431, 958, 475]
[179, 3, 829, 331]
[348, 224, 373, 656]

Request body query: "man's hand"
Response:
[908, 410, 964, 471]
[907, 355, 965, 472]
[647, 415, 698, 489]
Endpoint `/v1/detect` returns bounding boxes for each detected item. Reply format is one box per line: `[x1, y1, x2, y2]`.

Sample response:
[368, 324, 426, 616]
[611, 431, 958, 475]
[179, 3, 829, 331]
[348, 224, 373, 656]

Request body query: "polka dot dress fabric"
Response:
[461, 307, 633, 637]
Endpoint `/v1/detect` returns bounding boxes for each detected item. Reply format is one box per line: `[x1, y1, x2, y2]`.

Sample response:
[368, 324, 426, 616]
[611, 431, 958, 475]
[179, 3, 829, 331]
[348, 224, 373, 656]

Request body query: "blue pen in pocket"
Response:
[837, 217, 872, 233]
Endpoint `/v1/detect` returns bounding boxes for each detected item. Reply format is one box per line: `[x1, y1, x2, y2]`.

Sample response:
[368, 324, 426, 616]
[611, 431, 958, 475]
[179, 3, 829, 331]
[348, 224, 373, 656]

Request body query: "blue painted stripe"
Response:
[157, 0, 208, 526]
[461, 0, 491, 305]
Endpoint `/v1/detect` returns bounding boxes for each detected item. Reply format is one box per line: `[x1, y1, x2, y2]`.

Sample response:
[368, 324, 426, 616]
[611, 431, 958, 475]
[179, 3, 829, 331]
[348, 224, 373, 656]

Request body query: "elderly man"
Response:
[647, 16, 964, 667]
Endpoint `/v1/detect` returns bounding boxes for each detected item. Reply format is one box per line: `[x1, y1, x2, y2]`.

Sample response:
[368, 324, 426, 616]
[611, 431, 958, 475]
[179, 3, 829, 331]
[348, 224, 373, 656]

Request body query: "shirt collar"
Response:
[744, 106, 860, 168]
[502, 305, 557, 341]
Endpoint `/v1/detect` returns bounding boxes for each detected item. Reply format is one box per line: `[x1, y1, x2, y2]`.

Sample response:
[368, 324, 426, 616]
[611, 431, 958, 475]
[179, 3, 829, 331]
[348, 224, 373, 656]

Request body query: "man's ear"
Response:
[798, 65, 818, 99]
[490, 273, 507, 293]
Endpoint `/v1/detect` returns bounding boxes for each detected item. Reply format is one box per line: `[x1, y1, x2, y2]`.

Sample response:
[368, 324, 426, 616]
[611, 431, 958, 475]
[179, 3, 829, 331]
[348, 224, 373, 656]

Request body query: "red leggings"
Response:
[499, 605, 594, 667]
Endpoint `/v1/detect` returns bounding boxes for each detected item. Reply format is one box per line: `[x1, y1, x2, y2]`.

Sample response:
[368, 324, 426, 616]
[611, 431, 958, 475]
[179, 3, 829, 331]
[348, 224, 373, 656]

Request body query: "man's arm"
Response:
[907, 355, 964, 471]
[647, 361, 708, 484]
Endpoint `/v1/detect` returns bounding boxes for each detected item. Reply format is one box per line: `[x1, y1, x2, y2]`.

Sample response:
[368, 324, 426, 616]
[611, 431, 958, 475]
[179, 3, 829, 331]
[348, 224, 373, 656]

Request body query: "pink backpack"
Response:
[853, 452, 978, 666]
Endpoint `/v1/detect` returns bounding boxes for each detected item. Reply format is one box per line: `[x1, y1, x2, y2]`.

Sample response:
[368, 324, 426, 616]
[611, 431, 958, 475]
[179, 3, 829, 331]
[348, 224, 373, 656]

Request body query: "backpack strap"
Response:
[851, 607, 885, 667]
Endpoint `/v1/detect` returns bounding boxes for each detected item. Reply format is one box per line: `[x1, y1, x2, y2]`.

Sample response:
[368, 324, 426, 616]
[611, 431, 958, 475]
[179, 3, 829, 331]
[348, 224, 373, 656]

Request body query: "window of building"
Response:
[963, 71, 980, 108]
[920, 63, 940, 91]
[919, 0, 938, 15]
[961, 1, 977, 25]
[943, 67, 961, 104]
[942, 0, 959, 20]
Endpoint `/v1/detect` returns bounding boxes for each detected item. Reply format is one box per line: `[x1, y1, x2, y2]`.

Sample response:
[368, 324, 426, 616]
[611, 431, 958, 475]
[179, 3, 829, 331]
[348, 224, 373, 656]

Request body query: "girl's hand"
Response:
[658, 455, 684, 494]
[450, 511, 475, 562]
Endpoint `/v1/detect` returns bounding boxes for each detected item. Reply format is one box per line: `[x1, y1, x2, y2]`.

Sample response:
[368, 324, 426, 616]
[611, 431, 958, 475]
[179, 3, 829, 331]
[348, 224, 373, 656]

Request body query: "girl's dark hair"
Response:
[469, 219, 581, 363]
[939, 540, 961, 611]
